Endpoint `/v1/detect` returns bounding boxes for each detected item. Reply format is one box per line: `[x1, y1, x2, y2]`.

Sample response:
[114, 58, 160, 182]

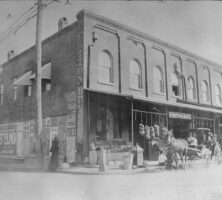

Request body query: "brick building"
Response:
[0, 10, 222, 162]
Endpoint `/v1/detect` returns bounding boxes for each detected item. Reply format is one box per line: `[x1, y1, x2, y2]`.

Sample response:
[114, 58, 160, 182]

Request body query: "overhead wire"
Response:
[0, 0, 56, 45]
[0, 4, 37, 41]
[14, 0, 56, 34]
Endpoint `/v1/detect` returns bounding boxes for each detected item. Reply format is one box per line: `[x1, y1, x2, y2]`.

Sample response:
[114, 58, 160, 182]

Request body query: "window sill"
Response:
[97, 81, 115, 86]
[187, 98, 198, 103]
[42, 90, 51, 93]
[201, 101, 211, 105]
[129, 87, 143, 92]
[172, 95, 182, 99]
[153, 91, 165, 96]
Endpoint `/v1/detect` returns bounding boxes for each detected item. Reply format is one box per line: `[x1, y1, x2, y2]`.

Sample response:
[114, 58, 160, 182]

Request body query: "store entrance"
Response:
[168, 118, 191, 139]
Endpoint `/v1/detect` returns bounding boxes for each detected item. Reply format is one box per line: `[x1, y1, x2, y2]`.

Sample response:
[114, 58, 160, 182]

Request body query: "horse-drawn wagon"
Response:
[154, 127, 221, 170]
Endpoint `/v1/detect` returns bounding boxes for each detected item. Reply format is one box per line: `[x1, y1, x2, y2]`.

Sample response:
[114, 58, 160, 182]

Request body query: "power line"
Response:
[13, 0, 56, 34]
[0, 0, 56, 45]
[14, 13, 37, 35]
[0, 4, 37, 41]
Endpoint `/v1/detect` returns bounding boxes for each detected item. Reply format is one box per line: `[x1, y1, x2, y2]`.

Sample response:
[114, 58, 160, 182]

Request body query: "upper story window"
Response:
[215, 84, 222, 106]
[98, 50, 113, 84]
[24, 85, 32, 97]
[201, 80, 210, 103]
[13, 78, 17, 101]
[42, 79, 51, 92]
[154, 66, 164, 93]
[172, 72, 181, 97]
[130, 59, 142, 89]
[0, 83, 3, 105]
[187, 76, 196, 100]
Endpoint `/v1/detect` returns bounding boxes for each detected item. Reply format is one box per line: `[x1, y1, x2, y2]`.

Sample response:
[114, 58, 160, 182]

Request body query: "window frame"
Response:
[0, 83, 3, 105]
[201, 80, 210, 103]
[97, 50, 114, 85]
[13, 78, 17, 101]
[153, 65, 164, 94]
[129, 59, 142, 90]
[215, 84, 222, 106]
[187, 76, 196, 100]
[171, 72, 181, 97]
[24, 85, 32, 97]
[42, 79, 51, 92]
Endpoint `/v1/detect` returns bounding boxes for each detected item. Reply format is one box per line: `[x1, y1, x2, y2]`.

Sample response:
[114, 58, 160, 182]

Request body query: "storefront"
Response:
[86, 90, 222, 162]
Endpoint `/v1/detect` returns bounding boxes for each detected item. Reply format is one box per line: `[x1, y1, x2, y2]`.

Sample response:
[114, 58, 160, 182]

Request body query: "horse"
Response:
[212, 142, 222, 163]
[166, 130, 188, 170]
[201, 145, 212, 164]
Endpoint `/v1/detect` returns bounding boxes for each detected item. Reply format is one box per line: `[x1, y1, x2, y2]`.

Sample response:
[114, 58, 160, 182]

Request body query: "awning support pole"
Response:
[131, 100, 134, 147]
[213, 114, 216, 134]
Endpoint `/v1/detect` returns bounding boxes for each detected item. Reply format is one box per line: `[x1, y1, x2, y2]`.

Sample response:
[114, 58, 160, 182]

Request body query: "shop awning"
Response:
[133, 95, 222, 114]
[83, 88, 222, 114]
[29, 62, 51, 80]
[13, 70, 32, 86]
[84, 88, 133, 99]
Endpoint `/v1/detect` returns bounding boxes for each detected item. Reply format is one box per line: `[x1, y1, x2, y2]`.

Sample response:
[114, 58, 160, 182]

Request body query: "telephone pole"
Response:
[36, 0, 43, 137]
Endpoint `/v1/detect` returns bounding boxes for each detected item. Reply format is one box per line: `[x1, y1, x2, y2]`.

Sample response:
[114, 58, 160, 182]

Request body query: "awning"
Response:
[29, 62, 51, 80]
[14, 71, 32, 86]
[133, 95, 222, 114]
[84, 88, 222, 114]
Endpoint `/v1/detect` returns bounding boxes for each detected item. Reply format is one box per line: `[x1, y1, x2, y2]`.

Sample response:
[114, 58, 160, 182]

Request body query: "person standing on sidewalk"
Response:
[48, 137, 59, 171]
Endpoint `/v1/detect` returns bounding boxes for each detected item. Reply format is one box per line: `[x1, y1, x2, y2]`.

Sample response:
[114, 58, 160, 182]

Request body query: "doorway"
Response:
[168, 118, 191, 139]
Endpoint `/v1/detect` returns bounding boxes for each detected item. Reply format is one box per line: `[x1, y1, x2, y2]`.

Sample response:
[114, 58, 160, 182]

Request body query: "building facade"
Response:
[0, 10, 222, 162]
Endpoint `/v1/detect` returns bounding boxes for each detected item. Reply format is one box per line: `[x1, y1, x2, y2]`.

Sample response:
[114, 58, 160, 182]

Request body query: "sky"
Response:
[1, 1, 222, 66]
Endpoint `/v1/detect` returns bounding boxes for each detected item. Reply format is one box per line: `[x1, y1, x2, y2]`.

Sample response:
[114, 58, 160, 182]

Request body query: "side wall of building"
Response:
[0, 17, 85, 158]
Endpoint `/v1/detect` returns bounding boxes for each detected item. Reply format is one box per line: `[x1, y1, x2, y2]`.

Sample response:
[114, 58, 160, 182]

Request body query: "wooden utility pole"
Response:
[36, 0, 43, 136]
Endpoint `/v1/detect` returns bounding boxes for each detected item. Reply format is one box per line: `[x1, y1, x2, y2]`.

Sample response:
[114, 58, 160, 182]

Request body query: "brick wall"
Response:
[82, 10, 222, 109]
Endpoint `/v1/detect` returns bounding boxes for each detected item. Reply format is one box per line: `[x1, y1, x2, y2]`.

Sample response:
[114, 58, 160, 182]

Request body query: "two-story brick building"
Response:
[0, 10, 222, 162]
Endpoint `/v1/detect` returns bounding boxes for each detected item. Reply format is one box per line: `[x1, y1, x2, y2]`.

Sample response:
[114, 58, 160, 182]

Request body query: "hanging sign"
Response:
[169, 112, 192, 120]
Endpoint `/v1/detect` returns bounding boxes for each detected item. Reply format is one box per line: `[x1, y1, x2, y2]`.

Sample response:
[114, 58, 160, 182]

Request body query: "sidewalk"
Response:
[0, 156, 220, 175]
[0, 156, 164, 175]
[56, 161, 166, 175]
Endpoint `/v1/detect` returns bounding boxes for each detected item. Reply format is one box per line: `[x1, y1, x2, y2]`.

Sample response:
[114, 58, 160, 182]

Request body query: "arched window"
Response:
[130, 59, 142, 89]
[201, 81, 210, 102]
[154, 66, 164, 93]
[172, 72, 181, 96]
[187, 76, 196, 100]
[98, 50, 113, 84]
[215, 84, 222, 106]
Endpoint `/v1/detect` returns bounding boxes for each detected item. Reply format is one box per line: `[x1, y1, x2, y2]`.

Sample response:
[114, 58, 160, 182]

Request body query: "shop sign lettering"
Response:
[169, 112, 192, 120]
[0, 131, 16, 145]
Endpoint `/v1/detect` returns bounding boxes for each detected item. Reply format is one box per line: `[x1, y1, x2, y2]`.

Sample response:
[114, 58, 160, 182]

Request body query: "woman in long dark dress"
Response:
[49, 137, 59, 171]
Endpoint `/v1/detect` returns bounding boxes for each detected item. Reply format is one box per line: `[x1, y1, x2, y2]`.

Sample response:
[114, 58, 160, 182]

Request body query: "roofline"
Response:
[1, 21, 78, 68]
[1, 9, 222, 70]
[79, 9, 222, 69]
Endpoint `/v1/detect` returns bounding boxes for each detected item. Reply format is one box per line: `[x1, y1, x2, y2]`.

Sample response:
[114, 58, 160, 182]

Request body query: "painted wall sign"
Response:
[169, 112, 192, 120]
[0, 124, 16, 154]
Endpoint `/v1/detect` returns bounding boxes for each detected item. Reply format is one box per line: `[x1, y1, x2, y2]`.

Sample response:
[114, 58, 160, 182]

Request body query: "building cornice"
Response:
[79, 9, 222, 70]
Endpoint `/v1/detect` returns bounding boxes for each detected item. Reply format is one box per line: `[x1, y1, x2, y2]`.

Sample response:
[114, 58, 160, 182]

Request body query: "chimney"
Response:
[58, 17, 68, 31]
[7, 50, 15, 61]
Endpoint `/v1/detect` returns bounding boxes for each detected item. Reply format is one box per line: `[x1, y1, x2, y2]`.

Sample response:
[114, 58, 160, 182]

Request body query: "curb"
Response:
[56, 168, 147, 175]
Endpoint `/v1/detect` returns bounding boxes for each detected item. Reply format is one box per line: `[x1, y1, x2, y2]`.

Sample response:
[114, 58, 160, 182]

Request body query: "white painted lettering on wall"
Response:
[0, 131, 16, 145]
